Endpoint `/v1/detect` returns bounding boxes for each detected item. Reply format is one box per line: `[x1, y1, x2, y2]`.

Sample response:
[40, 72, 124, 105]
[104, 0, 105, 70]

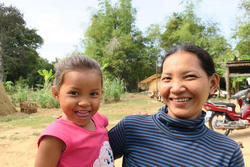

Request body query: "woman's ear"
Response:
[209, 73, 220, 95]
[51, 86, 59, 100]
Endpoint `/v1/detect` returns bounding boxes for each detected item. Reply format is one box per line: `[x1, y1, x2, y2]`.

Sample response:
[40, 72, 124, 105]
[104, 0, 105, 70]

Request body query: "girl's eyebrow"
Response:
[69, 86, 80, 90]
[91, 88, 101, 91]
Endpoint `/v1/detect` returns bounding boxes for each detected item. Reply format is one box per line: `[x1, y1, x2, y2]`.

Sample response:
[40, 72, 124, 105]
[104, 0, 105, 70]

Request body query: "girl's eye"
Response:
[69, 91, 79, 96]
[90, 92, 99, 96]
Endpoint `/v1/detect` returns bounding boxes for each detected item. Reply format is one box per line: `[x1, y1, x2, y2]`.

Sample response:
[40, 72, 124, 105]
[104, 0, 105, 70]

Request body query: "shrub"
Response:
[103, 78, 125, 103]
[33, 88, 59, 108]
[3, 81, 14, 93]
[8, 83, 30, 105]
[3, 81, 59, 108]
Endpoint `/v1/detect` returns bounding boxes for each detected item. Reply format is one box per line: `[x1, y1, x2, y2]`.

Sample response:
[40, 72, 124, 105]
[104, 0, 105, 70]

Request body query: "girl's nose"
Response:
[78, 99, 90, 106]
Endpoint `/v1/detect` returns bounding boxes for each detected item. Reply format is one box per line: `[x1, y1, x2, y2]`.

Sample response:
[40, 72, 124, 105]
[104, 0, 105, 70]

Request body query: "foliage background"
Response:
[0, 0, 249, 96]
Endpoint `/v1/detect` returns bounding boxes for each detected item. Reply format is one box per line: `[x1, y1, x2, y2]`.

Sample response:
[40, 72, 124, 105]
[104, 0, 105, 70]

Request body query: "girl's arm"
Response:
[35, 136, 65, 167]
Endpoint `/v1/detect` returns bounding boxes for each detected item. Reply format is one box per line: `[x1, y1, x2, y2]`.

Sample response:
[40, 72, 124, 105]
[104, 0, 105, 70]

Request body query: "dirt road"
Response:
[228, 128, 250, 167]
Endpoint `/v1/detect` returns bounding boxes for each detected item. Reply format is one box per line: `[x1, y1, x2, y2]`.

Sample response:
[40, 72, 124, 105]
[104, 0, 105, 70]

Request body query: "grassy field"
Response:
[0, 93, 249, 166]
[0, 93, 163, 166]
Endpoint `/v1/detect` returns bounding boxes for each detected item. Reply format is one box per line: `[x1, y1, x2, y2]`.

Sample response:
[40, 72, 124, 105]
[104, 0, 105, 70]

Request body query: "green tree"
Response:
[232, 0, 250, 60]
[0, 3, 51, 87]
[144, 24, 164, 73]
[160, 1, 231, 78]
[84, 0, 156, 91]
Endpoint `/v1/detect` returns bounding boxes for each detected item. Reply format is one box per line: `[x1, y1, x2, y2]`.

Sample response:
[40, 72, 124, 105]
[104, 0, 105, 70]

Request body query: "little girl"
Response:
[35, 55, 114, 167]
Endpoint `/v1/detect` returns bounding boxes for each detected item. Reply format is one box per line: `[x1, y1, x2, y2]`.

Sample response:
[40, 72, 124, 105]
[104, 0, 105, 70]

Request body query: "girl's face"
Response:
[52, 69, 103, 128]
[160, 51, 219, 120]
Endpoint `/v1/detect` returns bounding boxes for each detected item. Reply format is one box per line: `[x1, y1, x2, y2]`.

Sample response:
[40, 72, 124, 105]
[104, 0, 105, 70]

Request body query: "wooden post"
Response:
[225, 65, 230, 98]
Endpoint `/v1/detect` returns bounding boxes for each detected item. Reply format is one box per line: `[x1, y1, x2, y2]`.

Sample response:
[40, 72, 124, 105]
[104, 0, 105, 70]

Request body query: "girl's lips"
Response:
[75, 111, 90, 119]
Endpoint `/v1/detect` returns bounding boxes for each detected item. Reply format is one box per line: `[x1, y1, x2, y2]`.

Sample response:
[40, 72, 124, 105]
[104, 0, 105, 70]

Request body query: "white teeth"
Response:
[78, 111, 88, 113]
[172, 98, 189, 102]
[77, 110, 90, 113]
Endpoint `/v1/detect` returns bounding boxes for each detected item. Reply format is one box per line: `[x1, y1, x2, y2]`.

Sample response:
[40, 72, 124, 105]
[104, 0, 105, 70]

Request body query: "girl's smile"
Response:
[75, 110, 91, 120]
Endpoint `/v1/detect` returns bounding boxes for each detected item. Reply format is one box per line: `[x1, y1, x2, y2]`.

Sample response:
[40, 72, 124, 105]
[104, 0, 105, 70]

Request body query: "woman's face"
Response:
[160, 51, 219, 120]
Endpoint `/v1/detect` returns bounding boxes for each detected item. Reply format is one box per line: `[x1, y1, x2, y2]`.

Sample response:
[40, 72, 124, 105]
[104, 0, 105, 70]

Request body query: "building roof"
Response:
[226, 60, 250, 77]
[138, 74, 161, 88]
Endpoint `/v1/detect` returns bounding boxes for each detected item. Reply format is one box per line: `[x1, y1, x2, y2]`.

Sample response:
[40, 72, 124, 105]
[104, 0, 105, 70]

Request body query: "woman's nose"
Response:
[170, 80, 185, 94]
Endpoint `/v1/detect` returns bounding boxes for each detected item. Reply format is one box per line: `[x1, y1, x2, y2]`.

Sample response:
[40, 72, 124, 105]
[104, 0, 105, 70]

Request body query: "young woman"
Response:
[35, 55, 114, 167]
[108, 44, 245, 167]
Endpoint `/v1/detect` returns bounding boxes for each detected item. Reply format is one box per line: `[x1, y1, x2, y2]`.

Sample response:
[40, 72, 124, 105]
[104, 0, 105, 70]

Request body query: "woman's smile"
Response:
[160, 51, 217, 120]
[169, 97, 192, 102]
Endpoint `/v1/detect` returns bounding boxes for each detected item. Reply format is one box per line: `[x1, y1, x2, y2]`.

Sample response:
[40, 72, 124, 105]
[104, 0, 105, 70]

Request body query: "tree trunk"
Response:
[0, 43, 3, 81]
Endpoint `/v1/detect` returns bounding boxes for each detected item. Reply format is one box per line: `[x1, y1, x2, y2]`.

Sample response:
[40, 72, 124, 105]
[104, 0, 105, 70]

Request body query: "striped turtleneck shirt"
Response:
[108, 105, 245, 167]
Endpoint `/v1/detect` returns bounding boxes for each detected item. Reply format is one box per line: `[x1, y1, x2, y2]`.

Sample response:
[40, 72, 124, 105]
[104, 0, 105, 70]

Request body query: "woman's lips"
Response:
[170, 97, 191, 102]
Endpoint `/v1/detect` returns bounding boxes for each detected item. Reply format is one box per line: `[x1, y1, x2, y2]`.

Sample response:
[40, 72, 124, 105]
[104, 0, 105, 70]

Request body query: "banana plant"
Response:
[37, 69, 55, 88]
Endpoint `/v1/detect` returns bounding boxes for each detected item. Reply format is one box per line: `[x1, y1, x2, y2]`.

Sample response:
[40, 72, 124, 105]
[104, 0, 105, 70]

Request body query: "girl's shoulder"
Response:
[93, 112, 108, 127]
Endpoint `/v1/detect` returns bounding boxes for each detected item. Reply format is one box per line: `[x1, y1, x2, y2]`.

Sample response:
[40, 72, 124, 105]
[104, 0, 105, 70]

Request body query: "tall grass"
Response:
[33, 88, 59, 108]
[3, 81, 59, 108]
[103, 78, 125, 103]
[3, 77, 125, 108]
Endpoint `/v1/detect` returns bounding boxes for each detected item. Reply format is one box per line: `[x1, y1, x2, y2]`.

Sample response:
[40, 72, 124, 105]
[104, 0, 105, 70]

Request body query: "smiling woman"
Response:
[159, 46, 219, 120]
[108, 43, 245, 167]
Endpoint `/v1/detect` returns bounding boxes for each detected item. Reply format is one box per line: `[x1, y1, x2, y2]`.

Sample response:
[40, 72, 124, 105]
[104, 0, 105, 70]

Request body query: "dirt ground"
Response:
[0, 108, 249, 167]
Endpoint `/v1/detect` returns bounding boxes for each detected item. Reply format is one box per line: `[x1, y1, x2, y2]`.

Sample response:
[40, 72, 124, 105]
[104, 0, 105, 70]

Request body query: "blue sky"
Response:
[2, 0, 242, 62]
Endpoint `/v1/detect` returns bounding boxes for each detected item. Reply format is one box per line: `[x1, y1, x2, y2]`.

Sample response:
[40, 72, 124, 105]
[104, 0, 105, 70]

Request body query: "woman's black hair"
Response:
[161, 43, 216, 76]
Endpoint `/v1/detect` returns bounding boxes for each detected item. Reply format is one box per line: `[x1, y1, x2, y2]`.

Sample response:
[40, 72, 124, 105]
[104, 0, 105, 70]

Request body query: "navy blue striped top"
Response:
[108, 105, 245, 167]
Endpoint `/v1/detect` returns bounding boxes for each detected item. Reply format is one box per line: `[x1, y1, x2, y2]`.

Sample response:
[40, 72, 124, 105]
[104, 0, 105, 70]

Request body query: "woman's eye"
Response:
[162, 76, 171, 81]
[185, 75, 197, 79]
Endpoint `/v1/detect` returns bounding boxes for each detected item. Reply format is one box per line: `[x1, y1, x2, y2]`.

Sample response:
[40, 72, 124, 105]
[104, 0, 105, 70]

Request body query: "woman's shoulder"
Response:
[121, 114, 153, 126]
[206, 129, 240, 148]
[125, 113, 151, 119]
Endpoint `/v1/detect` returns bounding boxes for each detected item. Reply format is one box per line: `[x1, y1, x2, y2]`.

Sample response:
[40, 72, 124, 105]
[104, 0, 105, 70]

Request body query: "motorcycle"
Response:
[204, 88, 250, 136]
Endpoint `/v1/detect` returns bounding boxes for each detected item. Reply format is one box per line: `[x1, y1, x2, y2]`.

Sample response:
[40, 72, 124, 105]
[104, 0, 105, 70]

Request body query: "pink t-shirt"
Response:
[38, 113, 114, 167]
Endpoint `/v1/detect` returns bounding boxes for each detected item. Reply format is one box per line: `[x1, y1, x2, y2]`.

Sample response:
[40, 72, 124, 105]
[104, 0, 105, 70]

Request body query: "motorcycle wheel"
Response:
[209, 113, 231, 136]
